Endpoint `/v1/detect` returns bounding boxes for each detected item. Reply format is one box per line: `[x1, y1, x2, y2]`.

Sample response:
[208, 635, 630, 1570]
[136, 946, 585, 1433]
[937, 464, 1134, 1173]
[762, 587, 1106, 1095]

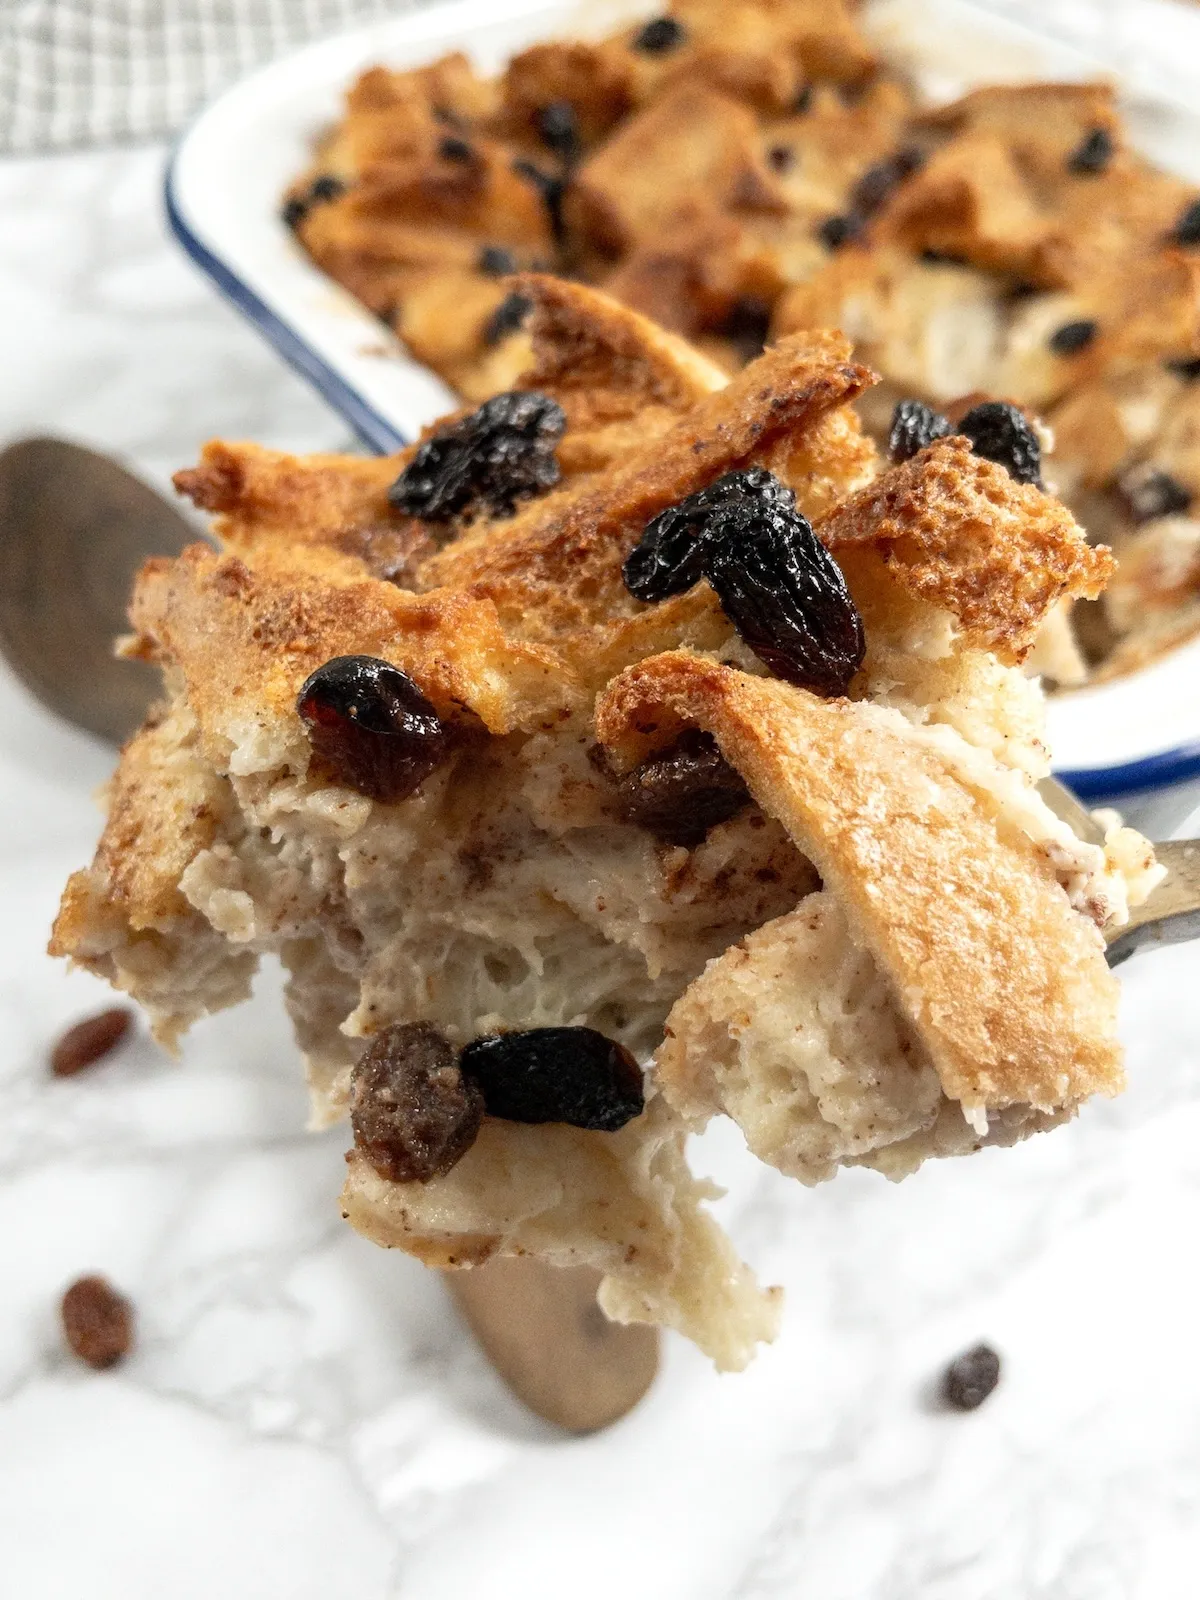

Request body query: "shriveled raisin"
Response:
[1172, 198, 1200, 247]
[616, 729, 750, 847]
[818, 213, 861, 250]
[350, 1023, 484, 1183]
[1048, 318, 1097, 355]
[623, 467, 794, 603]
[1166, 356, 1200, 382]
[957, 401, 1043, 486]
[512, 159, 566, 244]
[478, 244, 517, 277]
[1067, 127, 1114, 175]
[310, 174, 346, 202]
[768, 144, 794, 173]
[703, 499, 865, 694]
[632, 16, 686, 53]
[297, 655, 450, 803]
[535, 100, 581, 162]
[792, 84, 814, 114]
[61, 1276, 134, 1370]
[888, 399, 951, 463]
[51, 1007, 133, 1077]
[438, 135, 474, 163]
[851, 146, 923, 217]
[484, 290, 534, 347]
[941, 1343, 1001, 1411]
[719, 298, 772, 364]
[388, 390, 565, 521]
[1121, 467, 1192, 523]
[460, 1028, 644, 1130]
[281, 195, 307, 228]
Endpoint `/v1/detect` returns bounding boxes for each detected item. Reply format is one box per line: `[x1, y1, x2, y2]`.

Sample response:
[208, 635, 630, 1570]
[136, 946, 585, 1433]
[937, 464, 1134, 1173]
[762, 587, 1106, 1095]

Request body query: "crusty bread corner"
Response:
[595, 651, 1123, 1120]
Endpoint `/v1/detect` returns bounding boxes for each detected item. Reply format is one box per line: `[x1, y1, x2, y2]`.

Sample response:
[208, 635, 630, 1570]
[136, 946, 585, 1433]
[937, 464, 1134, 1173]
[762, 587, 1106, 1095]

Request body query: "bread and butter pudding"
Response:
[52, 278, 1161, 1369]
[283, 0, 1200, 683]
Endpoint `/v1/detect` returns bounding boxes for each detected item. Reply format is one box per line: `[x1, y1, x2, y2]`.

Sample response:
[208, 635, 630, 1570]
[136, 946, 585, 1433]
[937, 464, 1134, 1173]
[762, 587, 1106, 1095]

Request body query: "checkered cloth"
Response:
[0, 0, 429, 155]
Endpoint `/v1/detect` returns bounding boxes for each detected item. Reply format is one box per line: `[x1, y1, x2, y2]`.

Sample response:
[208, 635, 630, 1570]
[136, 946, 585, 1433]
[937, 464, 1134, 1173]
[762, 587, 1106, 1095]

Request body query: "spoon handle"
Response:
[1106, 839, 1200, 967]
[446, 1259, 659, 1432]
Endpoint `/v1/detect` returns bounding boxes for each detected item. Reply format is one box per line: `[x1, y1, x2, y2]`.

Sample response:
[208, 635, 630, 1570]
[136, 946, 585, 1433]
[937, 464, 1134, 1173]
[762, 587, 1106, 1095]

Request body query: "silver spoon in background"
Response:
[0, 435, 658, 1433]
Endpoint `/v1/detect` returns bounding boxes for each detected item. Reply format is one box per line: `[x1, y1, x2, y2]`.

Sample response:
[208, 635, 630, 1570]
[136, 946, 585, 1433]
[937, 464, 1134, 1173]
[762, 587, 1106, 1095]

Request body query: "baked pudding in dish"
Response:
[52, 279, 1161, 1369]
[283, 1, 1200, 685]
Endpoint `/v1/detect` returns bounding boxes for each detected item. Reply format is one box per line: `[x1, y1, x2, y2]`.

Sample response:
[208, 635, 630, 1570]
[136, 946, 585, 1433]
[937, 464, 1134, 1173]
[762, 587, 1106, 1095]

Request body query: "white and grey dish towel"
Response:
[0, 0, 429, 155]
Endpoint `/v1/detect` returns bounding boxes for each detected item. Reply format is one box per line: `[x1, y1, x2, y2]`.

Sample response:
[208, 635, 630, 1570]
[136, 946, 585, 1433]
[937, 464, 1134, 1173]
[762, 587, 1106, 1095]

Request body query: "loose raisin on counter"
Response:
[941, 1343, 1001, 1411]
[623, 467, 795, 603]
[632, 16, 686, 53]
[1121, 467, 1192, 523]
[61, 1276, 134, 1370]
[616, 729, 751, 847]
[956, 401, 1043, 487]
[1048, 318, 1098, 355]
[388, 390, 566, 521]
[351, 1023, 484, 1183]
[1067, 127, 1114, 175]
[460, 1028, 644, 1130]
[1172, 198, 1200, 247]
[703, 498, 865, 695]
[888, 399, 951, 463]
[51, 1007, 133, 1077]
[297, 655, 450, 803]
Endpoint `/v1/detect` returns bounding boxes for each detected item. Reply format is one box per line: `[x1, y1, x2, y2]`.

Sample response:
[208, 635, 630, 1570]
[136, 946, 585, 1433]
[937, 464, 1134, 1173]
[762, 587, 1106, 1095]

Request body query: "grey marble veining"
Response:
[3, 142, 1200, 1600]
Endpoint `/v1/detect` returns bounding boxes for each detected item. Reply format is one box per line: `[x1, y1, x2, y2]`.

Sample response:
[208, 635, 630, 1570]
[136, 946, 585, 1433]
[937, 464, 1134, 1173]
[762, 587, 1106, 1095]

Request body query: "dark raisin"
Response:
[1171, 198, 1200, 246]
[888, 399, 952, 462]
[818, 213, 862, 251]
[478, 244, 517, 277]
[310, 174, 346, 202]
[851, 147, 923, 218]
[1121, 468, 1192, 523]
[956, 401, 1043, 487]
[920, 248, 968, 266]
[1067, 126, 1114, 175]
[703, 499, 866, 694]
[535, 99, 581, 162]
[297, 655, 450, 803]
[632, 16, 686, 53]
[483, 290, 534, 347]
[1048, 318, 1098, 355]
[1166, 356, 1200, 381]
[281, 195, 307, 228]
[768, 144, 794, 173]
[350, 1023, 483, 1183]
[623, 466, 795, 603]
[941, 1343, 1001, 1411]
[512, 158, 566, 244]
[460, 1028, 644, 1130]
[61, 1276, 134, 1370]
[792, 84, 814, 114]
[388, 390, 565, 521]
[438, 135, 474, 163]
[718, 297, 772, 363]
[51, 1008, 133, 1077]
[616, 729, 750, 846]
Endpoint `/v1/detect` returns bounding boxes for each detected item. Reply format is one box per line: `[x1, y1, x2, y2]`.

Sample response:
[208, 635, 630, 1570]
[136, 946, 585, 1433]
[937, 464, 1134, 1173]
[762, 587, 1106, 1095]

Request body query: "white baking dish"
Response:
[164, 0, 1200, 820]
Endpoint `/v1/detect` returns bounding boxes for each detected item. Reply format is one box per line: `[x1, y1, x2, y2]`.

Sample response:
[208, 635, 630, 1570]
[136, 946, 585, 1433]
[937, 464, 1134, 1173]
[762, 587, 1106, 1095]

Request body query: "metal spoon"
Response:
[0, 435, 658, 1431]
[1037, 777, 1200, 966]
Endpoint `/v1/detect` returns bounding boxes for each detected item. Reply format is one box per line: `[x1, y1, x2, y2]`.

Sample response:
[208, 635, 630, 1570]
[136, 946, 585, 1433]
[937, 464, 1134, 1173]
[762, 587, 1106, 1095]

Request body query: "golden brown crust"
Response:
[818, 437, 1113, 660]
[595, 651, 1122, 1113]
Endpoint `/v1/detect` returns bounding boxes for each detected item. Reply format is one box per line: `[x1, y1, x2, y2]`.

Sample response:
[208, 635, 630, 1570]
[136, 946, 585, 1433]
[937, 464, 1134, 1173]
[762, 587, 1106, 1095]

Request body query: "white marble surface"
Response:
[4, 142, 1200, 1600]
